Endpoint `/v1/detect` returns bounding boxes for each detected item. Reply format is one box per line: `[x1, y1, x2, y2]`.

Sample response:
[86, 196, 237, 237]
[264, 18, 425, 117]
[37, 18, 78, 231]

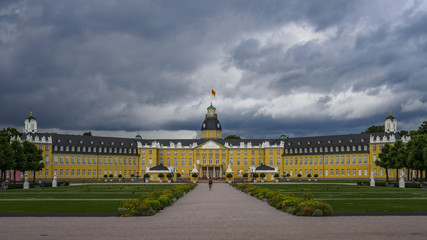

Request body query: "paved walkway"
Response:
[1, 183, 427, 240]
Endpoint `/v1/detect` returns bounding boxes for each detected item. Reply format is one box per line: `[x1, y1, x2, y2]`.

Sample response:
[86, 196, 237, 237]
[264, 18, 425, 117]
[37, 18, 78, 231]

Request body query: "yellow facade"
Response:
[21, 105, 406, 182]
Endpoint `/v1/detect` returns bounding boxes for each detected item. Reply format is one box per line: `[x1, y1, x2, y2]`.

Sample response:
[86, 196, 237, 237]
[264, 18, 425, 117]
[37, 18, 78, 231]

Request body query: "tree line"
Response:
[372, 121, 427, 182]
[0, 128, 44, 183]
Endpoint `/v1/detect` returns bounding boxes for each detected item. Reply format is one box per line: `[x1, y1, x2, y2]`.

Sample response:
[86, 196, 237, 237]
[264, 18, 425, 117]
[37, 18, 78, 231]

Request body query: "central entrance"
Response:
[201, 166, 222, 178]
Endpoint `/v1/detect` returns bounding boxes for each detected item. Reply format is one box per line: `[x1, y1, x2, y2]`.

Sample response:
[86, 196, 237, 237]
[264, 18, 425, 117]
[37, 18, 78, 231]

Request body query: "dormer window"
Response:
[101, 141, 104, 145]
[111, 142, 114, 145]
[121, 142, 124, 146]
[57, 139, 61, 143]
[307, 141, 311, 145]
[80, 140, 83, 144]
[90, 141, 93, 144]
[317, 141, 321, 144]
[298, 142, 301, 145]
[350, 139, 353, 143]
[69, 140, 72, 143]
[361, 139, 365, 142]
[328, 140, 331, 144]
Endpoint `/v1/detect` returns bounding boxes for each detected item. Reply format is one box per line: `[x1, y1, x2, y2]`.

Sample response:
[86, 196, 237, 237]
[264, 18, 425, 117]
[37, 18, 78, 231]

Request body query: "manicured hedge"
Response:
[232, 183, 332, 216]
[117, 183, 197, 216]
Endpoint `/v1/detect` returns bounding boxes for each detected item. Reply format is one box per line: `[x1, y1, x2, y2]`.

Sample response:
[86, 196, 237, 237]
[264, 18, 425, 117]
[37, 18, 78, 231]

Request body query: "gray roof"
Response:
[255, 164, 275, 171]
[282, 132, 401, 156]
[201, 117, 222, 131]
[150, 164, 169, 171]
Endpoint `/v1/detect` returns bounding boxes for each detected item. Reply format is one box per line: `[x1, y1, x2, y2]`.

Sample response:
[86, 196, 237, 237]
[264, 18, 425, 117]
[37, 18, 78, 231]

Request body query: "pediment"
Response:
[200, 140, 223, 149]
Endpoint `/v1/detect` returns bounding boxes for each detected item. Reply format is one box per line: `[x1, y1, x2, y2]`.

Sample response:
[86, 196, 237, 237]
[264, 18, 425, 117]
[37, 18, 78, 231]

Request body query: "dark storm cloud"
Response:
[0, 0, 426, 138]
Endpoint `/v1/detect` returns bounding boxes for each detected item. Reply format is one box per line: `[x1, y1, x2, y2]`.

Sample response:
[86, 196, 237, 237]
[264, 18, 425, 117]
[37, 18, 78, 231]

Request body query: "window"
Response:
[304, 157, 307, 164]
[319, 157, 323, 164]
[71, 156, 75, 164]
[189, 158, 192, 165]
[237, 158, 241, 165]
[230, 158, 233, 166]
[141, 158, 145, 165]
[373, 155, 377, 163]
[277, 157, 281, 165]
[341, 169, 344, 176]
[336, 169, 339, 176]
[314, 157, 317, 164]
[60, 169, 63, 176]
[54, 156, 58, 163]
[358, 169, 362, 176]
[45, 155, 49, 164]
[77, 156, 80, 164]
[114, 157, 117, 165]
[373, 146, 376, 151]
[269, 157, 273, 165]
[244, 158, 248, 165]
[325, 157, 328, 164]
[358, 155, 361, 163]
[167, 158, 171, 165]
[347, 169, 350, 176]
[251, 158, 255, 165]
[174, 158, 177, 166]
[88, 157, 91, 165]
[352, 156, 356, 163]
[341, 156, 344, 164]
[364, 155, 367, 164]
[335, 156, 339, 164]
[45, 169, 48, 176]
[216, 157, 220, 164]
[353, 169, 356, 175]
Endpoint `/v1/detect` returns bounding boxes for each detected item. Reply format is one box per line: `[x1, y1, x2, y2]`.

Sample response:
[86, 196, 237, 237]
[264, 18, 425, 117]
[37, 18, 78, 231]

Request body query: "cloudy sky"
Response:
[1, 0, 427, 139]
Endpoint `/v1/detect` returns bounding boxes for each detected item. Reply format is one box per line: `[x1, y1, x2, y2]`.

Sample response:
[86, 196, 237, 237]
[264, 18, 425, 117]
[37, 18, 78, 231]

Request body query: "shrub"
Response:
[104, 174, 108, 178]
[166, 173, 172, 179]
[226, 173, 233, 179]
[231, 183, 332, 217]
[192, 173, 198, 178]
[274, 173, 279, 178]
[144, 173, 150, 178]
[286, 174, 290, 177]
[253, 173, 259, 178]
[297, 174, 302, 178]
[176, 173, 181, 178]
[158, 173, 165, 178]
[109, 174, 113, 178]
[260, 173, 266, 178]
[131, 174, 135, 177]
[314, 174, 318, 178]
[118, 174, 122, 178]
[118, 183, 197, 217]
[243, 173, 248, 178]
[307, 174, 312, 178]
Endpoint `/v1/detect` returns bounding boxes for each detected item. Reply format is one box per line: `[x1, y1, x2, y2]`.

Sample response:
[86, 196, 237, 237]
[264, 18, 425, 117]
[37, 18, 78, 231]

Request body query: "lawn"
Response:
[0, 184, 175, 214]
[257, 184, 427, 213]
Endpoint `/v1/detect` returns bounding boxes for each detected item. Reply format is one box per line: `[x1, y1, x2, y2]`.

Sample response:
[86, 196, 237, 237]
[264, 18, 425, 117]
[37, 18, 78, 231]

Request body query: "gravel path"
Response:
[1, 183, 426, 240]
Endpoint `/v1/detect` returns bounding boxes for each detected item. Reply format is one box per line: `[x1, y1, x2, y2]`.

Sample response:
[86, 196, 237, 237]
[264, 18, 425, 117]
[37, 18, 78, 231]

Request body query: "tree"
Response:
[0, 127, 21, 141]
[361, 125, 384, 134]
[387, 140, 407, 182]
[0, 137, 15, 181]
[11, 140, 26, 184]
[418, 120, 427, 135]
[407, 134, 427, 182]
[83, 131, 92, 136]
[398, 130, 409, 137]
[22, 141, 44, 183]
[225, 135, 241, 139]
[376, 143, 391, 182]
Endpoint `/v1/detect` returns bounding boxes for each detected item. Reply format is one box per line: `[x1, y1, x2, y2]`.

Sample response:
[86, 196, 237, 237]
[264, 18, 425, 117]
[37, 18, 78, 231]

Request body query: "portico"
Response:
[200, 165, 222, 178]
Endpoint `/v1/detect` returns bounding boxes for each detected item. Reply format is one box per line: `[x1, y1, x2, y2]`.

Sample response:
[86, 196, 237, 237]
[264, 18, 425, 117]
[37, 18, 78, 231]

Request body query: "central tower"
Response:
[201, 103, 222, 139]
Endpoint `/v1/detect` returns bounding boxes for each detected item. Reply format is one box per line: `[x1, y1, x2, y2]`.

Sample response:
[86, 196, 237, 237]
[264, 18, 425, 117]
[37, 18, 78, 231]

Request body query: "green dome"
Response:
[135, 133, 142, 139]
[207, 105, 216, 110]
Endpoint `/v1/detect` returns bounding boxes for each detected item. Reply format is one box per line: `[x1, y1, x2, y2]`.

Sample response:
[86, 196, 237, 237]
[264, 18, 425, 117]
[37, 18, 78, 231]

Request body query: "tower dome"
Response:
[201, 103, 222, 139]
[24, 111, 37, 133]
[384, 111, 397, 133]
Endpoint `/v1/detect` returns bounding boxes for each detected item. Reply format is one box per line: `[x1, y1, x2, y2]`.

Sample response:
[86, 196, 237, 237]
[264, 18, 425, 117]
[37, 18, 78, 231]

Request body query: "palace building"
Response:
[17, 104, 410, 182]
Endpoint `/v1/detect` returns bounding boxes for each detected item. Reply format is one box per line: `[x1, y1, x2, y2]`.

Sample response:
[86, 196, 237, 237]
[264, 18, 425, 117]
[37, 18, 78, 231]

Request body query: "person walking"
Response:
[209, 179, 213, 191]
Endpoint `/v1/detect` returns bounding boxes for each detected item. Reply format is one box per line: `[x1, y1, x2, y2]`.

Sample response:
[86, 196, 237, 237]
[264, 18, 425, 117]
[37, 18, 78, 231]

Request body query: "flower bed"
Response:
[117, 183, 197, 216]
[232, 183, 332, 216]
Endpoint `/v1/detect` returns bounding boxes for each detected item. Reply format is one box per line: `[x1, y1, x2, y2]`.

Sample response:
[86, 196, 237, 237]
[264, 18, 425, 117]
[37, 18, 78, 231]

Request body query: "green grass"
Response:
[258, 184, 427, 213]
[323, 200, 427, 213]
[0, 200, 121, 213]
[0, 184, 176, 214]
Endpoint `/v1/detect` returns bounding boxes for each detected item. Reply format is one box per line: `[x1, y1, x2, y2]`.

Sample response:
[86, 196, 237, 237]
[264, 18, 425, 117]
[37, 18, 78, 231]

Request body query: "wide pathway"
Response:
[1, 183, 427, 240]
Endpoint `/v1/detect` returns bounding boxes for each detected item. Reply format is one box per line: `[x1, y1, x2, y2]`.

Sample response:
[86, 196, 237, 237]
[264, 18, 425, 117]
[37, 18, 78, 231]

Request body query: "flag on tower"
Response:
[211, 89, 216, 97]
